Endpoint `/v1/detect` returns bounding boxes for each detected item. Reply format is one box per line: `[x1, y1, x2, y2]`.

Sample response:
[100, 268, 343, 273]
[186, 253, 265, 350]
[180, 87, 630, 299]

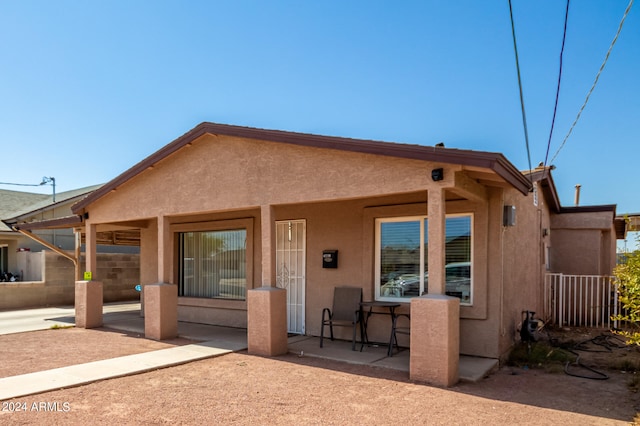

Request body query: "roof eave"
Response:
[4, 215, 84, 231]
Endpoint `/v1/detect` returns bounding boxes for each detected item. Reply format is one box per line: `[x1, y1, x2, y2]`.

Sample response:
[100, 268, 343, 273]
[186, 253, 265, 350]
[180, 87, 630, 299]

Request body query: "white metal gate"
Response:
[544, 273, 619, 328]
[276, 220, 306, 334]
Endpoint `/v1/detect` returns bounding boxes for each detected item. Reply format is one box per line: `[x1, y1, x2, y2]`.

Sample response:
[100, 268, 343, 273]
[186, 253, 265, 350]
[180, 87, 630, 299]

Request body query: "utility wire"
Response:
[0, 182, 41, 187]
[508, 0, 534, 184]
[543, 0, 571, 173]
[549, 0, 634, 165]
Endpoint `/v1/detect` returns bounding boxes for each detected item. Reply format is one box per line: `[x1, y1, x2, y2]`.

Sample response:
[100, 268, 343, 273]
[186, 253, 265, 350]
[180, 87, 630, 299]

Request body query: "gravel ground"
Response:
[0, 327, 639, 425]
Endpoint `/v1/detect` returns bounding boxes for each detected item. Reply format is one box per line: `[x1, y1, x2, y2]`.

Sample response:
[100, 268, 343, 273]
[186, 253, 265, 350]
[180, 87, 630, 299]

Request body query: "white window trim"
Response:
[375, 213, 473, 306]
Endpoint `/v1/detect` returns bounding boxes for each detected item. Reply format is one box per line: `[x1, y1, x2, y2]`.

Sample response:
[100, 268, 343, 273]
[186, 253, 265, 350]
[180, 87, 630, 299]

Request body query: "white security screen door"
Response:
[276, 220, 306, 334]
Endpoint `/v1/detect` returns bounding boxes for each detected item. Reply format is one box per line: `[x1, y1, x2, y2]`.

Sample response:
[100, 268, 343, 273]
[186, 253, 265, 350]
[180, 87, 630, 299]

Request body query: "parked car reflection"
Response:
[380, 262, 471, 302]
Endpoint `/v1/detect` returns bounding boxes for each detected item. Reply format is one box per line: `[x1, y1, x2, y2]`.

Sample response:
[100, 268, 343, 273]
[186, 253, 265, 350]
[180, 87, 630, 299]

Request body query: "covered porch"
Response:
[64, 123, 531, 387]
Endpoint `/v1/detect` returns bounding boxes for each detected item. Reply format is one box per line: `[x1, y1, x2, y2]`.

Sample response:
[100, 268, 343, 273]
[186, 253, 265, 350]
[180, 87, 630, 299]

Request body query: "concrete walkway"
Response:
[0, 303, 248, 401]
[0, 340, 241, 400]
[0, 305, 78, 334]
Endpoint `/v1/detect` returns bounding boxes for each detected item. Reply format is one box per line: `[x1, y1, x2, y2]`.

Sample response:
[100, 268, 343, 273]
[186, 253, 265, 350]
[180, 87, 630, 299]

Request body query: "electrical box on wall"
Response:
[322, 250, 338, 268]
[503, 205, 516, 227]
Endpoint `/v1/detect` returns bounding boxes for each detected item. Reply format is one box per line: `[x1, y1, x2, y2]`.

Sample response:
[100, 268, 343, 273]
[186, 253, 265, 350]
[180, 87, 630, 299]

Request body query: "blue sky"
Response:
[1, 1, 638, 220]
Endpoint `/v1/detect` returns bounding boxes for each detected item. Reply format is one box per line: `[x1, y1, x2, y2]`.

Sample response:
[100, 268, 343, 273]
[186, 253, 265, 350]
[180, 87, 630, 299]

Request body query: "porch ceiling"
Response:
[463, 169, 514, 188]
[88, 220, 147, 246]
[87, 230, 141, 246]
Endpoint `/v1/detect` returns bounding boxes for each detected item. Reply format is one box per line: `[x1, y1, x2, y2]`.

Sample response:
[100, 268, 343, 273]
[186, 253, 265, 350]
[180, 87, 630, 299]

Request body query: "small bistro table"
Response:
[359, 301, 401, 355]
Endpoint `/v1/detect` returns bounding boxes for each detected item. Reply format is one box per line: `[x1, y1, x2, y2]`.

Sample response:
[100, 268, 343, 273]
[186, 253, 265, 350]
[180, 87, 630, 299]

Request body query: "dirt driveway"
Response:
[1, 327, 639, 425]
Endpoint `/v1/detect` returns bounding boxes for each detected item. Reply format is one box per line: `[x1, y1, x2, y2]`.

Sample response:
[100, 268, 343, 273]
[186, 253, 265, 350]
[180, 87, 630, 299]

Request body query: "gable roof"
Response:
[9, 184, 102, 220]
[0, 190, 50, 232]
[2, 185, 102, 232]
[72, 122, 532, 214]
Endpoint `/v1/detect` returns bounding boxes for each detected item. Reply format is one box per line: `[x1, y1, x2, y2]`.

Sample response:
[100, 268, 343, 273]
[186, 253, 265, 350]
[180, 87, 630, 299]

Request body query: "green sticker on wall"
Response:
[84, 271, 92, 281]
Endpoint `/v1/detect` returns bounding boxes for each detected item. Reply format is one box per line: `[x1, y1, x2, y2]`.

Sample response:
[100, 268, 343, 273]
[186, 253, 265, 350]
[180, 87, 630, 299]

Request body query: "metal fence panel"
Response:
[544, 274, 620, 329]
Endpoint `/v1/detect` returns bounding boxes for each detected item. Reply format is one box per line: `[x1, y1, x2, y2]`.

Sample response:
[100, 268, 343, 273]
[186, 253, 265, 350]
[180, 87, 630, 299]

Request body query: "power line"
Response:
[0, 182, 41, 187]
[549, 0, 634, 165]
[508, 0, 533, 184]
[543, 0, 571, 173]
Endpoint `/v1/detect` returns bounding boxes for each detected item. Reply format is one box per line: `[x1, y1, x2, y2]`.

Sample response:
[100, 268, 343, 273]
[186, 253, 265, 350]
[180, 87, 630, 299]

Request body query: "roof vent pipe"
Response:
[574, 184, 581, 206]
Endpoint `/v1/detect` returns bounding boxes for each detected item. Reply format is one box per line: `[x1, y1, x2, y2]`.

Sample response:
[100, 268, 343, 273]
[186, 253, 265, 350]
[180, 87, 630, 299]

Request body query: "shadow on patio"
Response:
[74, 303, 496, 382]
[288, 334, 410, 372]
[287, 335, 498, 382]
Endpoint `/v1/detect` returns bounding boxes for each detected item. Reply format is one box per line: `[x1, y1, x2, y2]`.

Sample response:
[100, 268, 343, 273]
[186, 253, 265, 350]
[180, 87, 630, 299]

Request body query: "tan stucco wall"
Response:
[82, 134, 452, 223]
[550, 211, 616, 275]
[495, 185, 549, 359]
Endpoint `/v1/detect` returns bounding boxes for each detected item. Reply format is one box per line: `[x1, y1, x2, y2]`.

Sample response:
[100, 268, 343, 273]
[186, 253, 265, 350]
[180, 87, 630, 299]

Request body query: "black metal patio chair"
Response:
[320, 286, 362, 351]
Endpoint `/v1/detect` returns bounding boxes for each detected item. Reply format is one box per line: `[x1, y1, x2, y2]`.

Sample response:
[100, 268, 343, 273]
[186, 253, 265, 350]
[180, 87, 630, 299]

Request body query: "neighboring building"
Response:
[0, 185, 140, 309]
[1, 186, 102, 280]
[527, 167, 620, 277]
[617, 213, 640, 261]
[9, 122, 625, 385]
[1, 189, 48, 277]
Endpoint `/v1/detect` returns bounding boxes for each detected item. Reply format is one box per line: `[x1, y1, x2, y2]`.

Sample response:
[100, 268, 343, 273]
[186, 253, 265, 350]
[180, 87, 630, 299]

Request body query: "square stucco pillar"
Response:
[144, 283, 178, 340]
[428, 187, 446, 294]
[260, 205, 276, 287]
[247, 287, 288, 356]
[75, 281, 103, 328]
[410, 295, 459, 387]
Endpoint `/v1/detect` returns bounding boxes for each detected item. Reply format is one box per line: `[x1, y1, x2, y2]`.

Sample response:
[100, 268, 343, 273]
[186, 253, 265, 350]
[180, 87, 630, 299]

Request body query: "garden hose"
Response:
[562, 334, 627, 380]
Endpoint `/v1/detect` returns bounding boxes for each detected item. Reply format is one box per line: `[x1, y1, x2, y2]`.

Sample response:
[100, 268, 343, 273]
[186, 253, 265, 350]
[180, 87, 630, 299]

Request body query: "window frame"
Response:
[374, 213, 473, 305]
[172, 218, 253, 302]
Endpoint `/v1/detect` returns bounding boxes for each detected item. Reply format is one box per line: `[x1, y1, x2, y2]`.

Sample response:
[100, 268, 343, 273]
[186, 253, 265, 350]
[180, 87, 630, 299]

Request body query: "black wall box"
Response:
[322, 250, 338, 268]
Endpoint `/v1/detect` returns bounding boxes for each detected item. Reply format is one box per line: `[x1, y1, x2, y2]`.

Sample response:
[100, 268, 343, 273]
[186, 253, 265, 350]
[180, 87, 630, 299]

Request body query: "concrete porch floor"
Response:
[287, 335, 499, 382]
[63, 302, 498, 383]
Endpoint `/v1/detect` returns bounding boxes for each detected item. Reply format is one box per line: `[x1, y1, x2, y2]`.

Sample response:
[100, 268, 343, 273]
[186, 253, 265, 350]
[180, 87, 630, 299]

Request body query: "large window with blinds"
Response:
[179, 229, 247, 300]
[375, 214, 472, 305]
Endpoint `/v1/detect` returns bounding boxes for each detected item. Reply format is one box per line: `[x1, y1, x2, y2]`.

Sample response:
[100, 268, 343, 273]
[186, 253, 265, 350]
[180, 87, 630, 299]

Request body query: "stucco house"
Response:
[10, 122, 624, 385]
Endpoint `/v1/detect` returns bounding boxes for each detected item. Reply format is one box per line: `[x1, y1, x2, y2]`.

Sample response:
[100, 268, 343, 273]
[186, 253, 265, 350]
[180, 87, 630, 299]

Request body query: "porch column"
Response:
[409, 187, 459, 387]
[85, 222, 97, 278]
[427, 187, 446, 294]
[247, 205, 287, 356]
[410, 295, 459, 386]
[75, 222, 102, 328]
[144, 215, 177, 340]
[144, 283, 177, 340]
[157, 214, 171, 283]
[260, 204, 276, 287]
[74, 229, 82, 282]
[139, 222, 159, 318]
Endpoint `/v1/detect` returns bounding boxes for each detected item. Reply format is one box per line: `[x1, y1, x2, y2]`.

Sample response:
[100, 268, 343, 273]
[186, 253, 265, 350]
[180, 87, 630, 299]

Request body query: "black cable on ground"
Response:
[564, 348, 609, 380]
[561, 334, 627, 380]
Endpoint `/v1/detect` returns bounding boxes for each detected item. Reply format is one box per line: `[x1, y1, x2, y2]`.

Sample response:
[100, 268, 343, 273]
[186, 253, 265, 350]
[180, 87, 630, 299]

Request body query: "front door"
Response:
[276, 220, 306, 334]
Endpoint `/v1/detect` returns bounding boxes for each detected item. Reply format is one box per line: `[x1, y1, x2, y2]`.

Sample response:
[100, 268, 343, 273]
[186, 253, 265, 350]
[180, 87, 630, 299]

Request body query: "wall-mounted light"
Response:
[431, 168, 444, 181]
